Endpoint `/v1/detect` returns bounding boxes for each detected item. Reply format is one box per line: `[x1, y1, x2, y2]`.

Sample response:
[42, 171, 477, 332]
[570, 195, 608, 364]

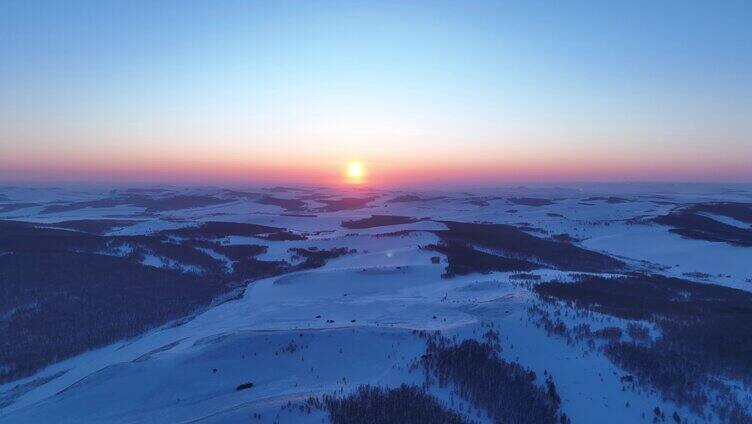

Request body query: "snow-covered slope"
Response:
[1, 183, 751, 423]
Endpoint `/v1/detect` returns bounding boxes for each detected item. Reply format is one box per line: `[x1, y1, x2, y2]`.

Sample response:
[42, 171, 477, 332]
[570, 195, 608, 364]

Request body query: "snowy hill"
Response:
[1, 183, 751, 423]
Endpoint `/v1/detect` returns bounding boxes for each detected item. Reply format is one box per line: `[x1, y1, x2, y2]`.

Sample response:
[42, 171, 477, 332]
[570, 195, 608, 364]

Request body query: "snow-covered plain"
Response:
[0, 183, 751, 423]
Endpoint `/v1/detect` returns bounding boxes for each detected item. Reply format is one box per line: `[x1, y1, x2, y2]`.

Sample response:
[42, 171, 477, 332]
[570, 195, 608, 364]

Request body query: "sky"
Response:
[1, 0, 750, 186]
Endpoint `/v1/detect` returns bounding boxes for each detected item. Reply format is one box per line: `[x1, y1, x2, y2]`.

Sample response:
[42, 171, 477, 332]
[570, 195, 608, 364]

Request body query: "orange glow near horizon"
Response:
[3, 142, 752, 187]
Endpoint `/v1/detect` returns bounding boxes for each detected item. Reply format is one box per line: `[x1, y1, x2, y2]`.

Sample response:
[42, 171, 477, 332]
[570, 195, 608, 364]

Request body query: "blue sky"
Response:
[1, 0, 750, 184]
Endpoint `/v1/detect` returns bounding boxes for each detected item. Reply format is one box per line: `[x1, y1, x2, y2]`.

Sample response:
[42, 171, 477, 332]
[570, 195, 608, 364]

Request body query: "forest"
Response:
[430, 221, 624, 274]
[534, 274, 752, 422]
[324, 385, 471, 424]
[0, 219, 347, 383]
[421, 334, 569, 424]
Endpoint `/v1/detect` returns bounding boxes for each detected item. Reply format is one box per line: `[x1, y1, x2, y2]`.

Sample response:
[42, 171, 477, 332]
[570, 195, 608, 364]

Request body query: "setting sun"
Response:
[345, 161, 365, 184]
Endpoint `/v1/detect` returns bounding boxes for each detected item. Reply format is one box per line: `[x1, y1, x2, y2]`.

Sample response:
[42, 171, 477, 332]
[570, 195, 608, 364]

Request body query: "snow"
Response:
[695, 212, 752, 229]
[583, 223, 752, 289]
[141, 254, 202, 274]
[1, 183, 751, 423]
[108, 220, 197, 236]
[0, 261, 683, 423]
[196, 248, 234, 273]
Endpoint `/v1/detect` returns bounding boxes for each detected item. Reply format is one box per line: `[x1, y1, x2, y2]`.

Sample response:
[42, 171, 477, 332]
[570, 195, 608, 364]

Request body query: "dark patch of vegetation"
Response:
[0, 220, 296, 384]
[534, 274, 752, 419]
[508, 198, 554, 207]
[180, 238, 223, 249]
[256, 195, 307, 212]
[583, 197, 633, 204]
[296, 192, 332, 201]
[387, 194, 447, 203]
[654, 211, 752, 246]
[324, 384, 471, 424]
[264, 186, 304, 193]
[0, 250, 221, 383]
[509, 273, 541, 280]
[433, 221, 624, 273]
[514, 222, 548, 234]
[0, 220, 112, 254]
[46, 219, 137, 235]
[341, 215, 419, 229]
[40, 194, 230, 214]
[230, 257, 289, 282]
[551, 233, 577, 243]
[385, 194, 447, 203]
[214, 244, 267, 261]
[592, 326, 622, 341]
[626, 323, 651, 342]
[424, 241, 537, 277]
[139, 195, 230, 212]
[685, 202, 752, 224]
[162, 221, 283, 238]
[387, 194, 422, 203]
[40, 199, 122, 214]
[317, 197, 378, 212]
[378, 229, 419, 238]
[219, 189, 260, 199]
[255, 231, 307, 241]
[161, 221, 306, 241]
[124, 188, 171, 194]
[461, 196, 502, 208]
[117, 235, 227, 274]
[289, 247, 355, 269]
[422, 336, 568, 424]
[236, 382, 254, 391]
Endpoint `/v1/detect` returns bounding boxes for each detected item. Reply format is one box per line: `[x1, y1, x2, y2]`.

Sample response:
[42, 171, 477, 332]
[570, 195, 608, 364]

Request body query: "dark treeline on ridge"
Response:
[0, 219, 348, 384]
[341, 215, 419, 229]
[324, 385, 471, 424]
[426, 221, 623, 276]
[535, 274, 752, 422]
[421, 334, 569, 424]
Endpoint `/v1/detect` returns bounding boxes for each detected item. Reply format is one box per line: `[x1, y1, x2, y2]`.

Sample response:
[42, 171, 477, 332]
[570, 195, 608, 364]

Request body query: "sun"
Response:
[347, 162, 364, 178]
[345, 161, 366, 184]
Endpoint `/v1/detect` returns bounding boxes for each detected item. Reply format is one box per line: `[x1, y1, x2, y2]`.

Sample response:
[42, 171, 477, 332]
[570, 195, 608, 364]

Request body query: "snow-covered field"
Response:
[1, 183, 751, 423]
